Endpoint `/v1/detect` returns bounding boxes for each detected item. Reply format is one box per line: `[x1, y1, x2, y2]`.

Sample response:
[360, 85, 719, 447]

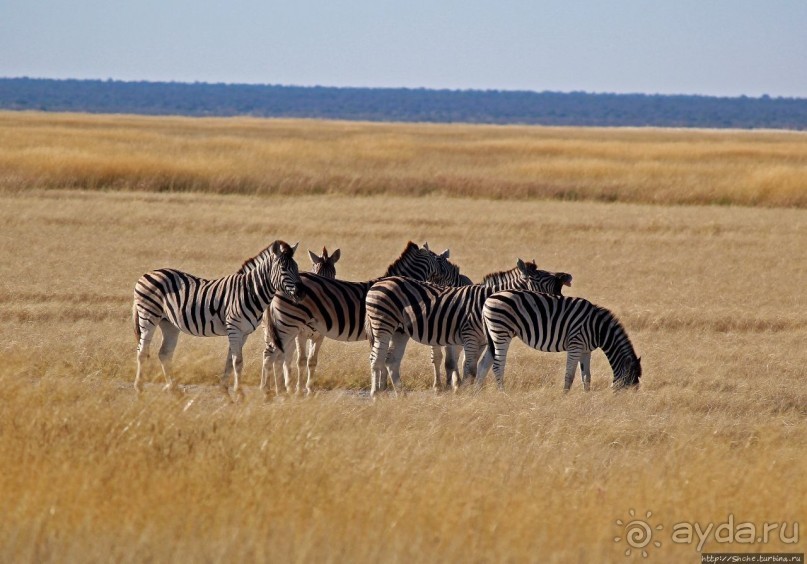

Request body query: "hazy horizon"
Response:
[2, 1, 806, 98]
[4, 76, 806, 100]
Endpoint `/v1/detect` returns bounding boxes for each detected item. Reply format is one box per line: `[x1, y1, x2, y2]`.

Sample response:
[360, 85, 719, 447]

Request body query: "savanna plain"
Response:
[0, 112, 805, 562]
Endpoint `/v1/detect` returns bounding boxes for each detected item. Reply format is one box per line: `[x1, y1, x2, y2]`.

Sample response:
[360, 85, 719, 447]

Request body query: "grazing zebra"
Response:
[261, 241, 442, 396]
[132, 240, 303, 398]
[365, 260, 573, 396]
[480, 291, 642, 391]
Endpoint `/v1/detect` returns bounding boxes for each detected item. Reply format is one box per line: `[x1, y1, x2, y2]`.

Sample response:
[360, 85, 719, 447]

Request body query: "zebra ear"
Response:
[308, 249, 321, 264]
[440, 249, 450, 259]
[290, 241, 299, 255]
[330, 248, 341, 264]
[516, 258, 528, 274]
[423, 241, 430, 251]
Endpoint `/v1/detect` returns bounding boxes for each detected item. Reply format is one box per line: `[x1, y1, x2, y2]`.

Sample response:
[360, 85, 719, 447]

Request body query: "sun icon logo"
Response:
[614, 509, 663, 558]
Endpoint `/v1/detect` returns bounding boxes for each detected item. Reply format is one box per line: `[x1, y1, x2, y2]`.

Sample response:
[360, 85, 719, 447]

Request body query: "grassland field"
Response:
[0, 112, 805, 563]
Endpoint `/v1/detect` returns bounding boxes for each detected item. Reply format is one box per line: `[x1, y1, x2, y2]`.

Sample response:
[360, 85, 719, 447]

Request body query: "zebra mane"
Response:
[481, 261, 538, 284]
[235, 240, 297, 275]
[383, 241, 421, 276]
[236, 244, 274, 275]
[596, 305, 640, 364]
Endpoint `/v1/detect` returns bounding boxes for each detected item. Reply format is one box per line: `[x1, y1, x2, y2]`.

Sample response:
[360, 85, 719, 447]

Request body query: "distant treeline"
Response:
[2, 77, 807, 129]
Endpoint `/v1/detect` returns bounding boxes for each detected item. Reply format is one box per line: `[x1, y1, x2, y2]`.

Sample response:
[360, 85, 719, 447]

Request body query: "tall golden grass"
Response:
[0, 187, 805, 562]
[1, 111, 806, 207]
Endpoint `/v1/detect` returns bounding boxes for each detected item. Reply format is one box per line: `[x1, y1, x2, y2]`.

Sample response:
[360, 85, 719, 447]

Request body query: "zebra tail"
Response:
[364, 316, 375, 346]
[132, 301, 141, 343]
[264, 310, 285, 353]
[485, 324, 496, 360]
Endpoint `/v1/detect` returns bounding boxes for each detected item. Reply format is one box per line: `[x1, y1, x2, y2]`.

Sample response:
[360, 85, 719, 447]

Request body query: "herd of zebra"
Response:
[132, 240, 641, 399]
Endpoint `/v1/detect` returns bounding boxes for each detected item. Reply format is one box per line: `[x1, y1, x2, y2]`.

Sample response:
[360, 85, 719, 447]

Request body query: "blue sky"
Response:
[2, 0, 806, 97]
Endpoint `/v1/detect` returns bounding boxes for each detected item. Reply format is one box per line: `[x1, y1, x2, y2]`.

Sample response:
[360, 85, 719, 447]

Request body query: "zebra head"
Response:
[384, 241, 439, 282]
[612, 356, 642, 390]
[423, 243, 461, 286]
[516, 259, 574, 296]
[269, 240, 305, 302]
[308, 247, 341, 279]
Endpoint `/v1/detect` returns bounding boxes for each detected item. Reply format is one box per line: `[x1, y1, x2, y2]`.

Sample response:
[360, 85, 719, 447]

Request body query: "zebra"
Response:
[132, 240, 303, 399]
[480, 290, 642, 391]
[260, 241, 442, 396]
[365, 260, 573, 396]
[280, 247, 341, 395]
[428, 256, 574, 391]
[427, 246, 472, 390]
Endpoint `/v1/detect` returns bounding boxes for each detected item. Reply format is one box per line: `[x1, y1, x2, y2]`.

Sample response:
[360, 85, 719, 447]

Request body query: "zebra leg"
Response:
[134, 316, 158, 393]
[563, 350, 581, 392]
[488, 337, 513, 391]
[377, 335, 395, 392]
[305, 332, 325, 395]
[430, 345, 444, 391]
[260, 344, 280, 398]
[476, 347, 494, 386]
[386, 332, 410, 396]
[369, 332, 392, 398]
[260, 310, 275, 397]
[157, 320, 181, 393]
[220, 347, 234, 396]
[445, 345, 461, 390]
[461, 338, 483, 388]
[228, 331, 247, 402]
[579, 351, 592, 392]
[294, 334, 306, 395]
[272, 328, 298, 396]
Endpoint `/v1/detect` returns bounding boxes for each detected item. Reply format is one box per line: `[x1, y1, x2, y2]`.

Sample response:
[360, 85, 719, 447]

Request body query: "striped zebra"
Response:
[282, 247, 341, 395]
[480, 291, 642, 391]
[132, 240, 303, 398]
[261, 241, 442, 396]
[365, 260, 573, 396]
[427, 247, 472, 390]
[428, 256, 575, 390]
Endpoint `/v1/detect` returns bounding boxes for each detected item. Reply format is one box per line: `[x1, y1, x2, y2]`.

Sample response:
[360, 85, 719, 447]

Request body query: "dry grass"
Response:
[0, 188, 805, 562]
[2, 111, 807, 207]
